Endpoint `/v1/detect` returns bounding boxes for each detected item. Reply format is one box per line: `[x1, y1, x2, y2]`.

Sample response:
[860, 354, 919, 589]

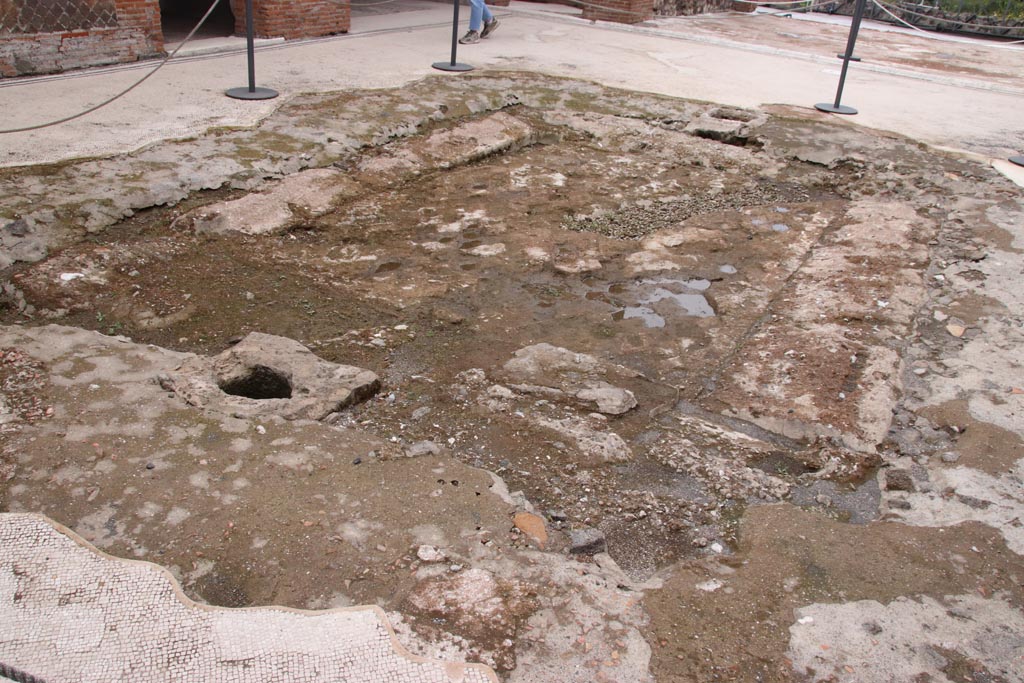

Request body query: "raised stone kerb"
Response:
[161, 332, 380, 420]
[355, 112, 536, 189]
[176, 168, 360, 236]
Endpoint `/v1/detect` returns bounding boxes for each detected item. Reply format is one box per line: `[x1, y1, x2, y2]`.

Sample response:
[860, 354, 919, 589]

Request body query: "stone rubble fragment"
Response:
[532, 415, 633, 464]
[405, 440, 443, 458]
[417, 545, 447, 562]
[569, 527, 607, 555]
[512, 512, 548, 549]
[500, 343, 639, 415]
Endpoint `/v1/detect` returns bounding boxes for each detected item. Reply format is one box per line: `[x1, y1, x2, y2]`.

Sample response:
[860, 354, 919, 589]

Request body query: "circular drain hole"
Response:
[219, 366, 293, 400]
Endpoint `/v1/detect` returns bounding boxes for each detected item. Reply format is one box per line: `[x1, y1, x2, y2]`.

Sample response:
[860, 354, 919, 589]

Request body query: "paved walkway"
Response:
[0, 513, 498, 683]
[0, 2, 1021, 167]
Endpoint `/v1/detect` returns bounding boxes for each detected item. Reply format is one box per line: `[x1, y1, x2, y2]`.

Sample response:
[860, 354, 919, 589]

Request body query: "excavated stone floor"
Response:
[1, 73, 1023, 682]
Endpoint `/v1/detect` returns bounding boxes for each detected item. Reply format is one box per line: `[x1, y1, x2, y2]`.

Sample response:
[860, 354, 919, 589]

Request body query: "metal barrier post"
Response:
[226, 0, 279, 100]
[815, 0, 868, 115]
[432, 0, 474, 72]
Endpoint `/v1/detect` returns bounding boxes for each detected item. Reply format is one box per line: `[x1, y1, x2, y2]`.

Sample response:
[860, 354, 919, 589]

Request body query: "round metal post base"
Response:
[815, 102, 858, 115]
[226, 87, 279, 100]
[432, 61, 474, 72]
[1010, 155, 1024, 168]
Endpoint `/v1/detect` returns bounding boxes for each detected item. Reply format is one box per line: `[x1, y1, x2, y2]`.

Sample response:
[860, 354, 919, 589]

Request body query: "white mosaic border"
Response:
[0, 513, 498, 683]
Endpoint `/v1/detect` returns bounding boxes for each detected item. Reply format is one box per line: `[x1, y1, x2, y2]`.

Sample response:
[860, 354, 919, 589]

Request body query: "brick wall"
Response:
[229, 0, 349, 40]
[581, 0, 654, 24]
[114, 0, 162, 44]
[0, 0, 349, 78]
[0, 0, 162, 77]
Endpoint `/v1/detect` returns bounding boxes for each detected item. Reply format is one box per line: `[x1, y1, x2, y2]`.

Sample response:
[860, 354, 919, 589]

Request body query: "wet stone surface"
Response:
[1, 73, 1023, 682]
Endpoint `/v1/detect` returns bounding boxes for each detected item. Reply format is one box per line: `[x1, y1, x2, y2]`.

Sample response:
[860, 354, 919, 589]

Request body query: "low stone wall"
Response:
[811, 0, 1024, 38]
[655, 0, 755, 15]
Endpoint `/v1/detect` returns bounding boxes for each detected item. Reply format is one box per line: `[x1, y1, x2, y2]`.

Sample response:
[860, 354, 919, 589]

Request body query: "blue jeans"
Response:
[469, 0, 492, 31]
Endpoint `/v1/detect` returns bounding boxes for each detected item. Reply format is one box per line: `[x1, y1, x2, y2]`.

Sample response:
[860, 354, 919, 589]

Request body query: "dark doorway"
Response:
[160, 0, 236, 45]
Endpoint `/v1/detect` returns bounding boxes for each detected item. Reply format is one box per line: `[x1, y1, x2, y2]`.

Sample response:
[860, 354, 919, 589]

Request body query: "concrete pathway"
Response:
[0, 2, 1021, 167]
[0, 513, 498, 683]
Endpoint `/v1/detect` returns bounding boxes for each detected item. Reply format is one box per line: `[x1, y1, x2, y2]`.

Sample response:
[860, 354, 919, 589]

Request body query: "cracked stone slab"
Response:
[881, 193, 1024, 555]
[403, 567, 535, 672]
[355, 112, 536, 188]
[0, 216, 47, 268]
[787, 594, 1024, 682]
[684, 106, 767, 145]
[175, 168, 362, 236]
[532, 415, 634, 464]
[710, 200, 935, 452]
[161, 332, 380, 420]
[0, 513, 498, 683]
[881, 459, 1024, 555]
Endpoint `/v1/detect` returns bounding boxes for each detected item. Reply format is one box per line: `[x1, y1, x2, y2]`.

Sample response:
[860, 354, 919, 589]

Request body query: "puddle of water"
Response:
[614, 306, 663, 327]
[775, 206, 790, 213]
[751, 218, 765, 226]
[771, 223, 790, 233]
[681, 278, 711, 292]
[719, 264, 737, 274]
[602, 277, 716, 328]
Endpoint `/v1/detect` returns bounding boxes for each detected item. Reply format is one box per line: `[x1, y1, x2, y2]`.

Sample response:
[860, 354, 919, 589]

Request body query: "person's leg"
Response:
[480, 2, 497, 37]
[468, 0, 485, 31]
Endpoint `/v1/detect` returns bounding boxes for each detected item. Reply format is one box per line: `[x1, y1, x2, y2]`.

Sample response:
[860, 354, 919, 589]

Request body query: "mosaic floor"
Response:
[0, 513, 497, 683]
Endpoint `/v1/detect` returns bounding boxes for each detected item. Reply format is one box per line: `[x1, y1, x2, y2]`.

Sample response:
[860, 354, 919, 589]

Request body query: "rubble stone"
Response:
[885, 469, 916, 492]
[569, 527, 607, 555]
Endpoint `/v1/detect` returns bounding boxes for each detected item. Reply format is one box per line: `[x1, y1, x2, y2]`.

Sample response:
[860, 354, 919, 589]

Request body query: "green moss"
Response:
[934, 0, 1024, 19]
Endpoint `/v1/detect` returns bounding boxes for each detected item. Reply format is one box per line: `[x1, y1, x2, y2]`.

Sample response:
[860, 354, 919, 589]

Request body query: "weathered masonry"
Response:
[1, 0, 161, 77]
[0, 0, 351, 77]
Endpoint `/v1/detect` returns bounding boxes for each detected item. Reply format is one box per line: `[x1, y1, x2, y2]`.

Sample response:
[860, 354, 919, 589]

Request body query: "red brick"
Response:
[0, 0, 348, 77]
[581, 0, 653, 24]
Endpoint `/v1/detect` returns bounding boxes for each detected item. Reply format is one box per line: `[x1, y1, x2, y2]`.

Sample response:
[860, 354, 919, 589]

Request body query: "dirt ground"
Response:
[1, 73, 1023, 682]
